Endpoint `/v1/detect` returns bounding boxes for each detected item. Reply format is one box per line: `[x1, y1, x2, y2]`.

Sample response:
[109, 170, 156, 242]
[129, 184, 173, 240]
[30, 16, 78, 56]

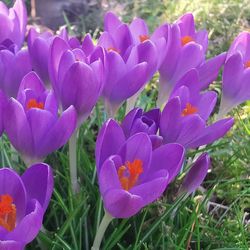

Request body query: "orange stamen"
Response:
[117, 159, 143, 190]
[107, 47, 120, 54]
[244, 60, 250, 68]
[181, 35, 194, 46]
[181, 102, 198, 116]
[27, 99, 44, 110]
[0, 194, 16, 231]
[139, 35, 150, 43]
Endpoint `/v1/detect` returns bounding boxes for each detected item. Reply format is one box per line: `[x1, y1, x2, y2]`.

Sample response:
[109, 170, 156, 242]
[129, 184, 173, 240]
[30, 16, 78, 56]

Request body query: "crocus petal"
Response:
[187, 118, 234, 148]
[82, 33, 95, 56]
[4, 98, 33, 157]
[129, 18, 149, 43]
[49, 37, 69, 92]
[21, 163, 54, 211]
[176, 115, 206, 147]
[60, 61, 102, 122]
[160, 97, 182, 143]
[195, 30, 208, 52]
[38, 105, 77, 158]
[109, 62, 148, 103]
[26, 109, 55, 156]
[159, 24, 181, 81]
[181, 153, 210, 193]
[177, 13, 195, 37]
[102, 51, 126, 98]
[222, 52, 243, 98]
[0, 15, 12, 43]
[171, 42, 204, 84]
[114, 24, 134, 56]
[17, 71, 46, 98]
[130, 176, 168, 205]
[197, 52, 226, 89]
[95, 119, 126, 171]
[118, 133, 152, 173]
[147, 143, 185, 183]
[197, 91, 217, 120]
[149, 135, 163, 150]
[103, 188, 144, 218]
[0, 168, 27, 222]
[99, 156, 122, 195]
[13, 0, 27, 45]
[104, 12, 122, 33]
[121, 108, 142, 137]
[7, 199, 43, 244]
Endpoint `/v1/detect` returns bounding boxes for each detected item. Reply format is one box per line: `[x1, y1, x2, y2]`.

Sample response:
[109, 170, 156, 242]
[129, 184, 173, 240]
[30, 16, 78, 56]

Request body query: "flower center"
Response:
[244, 60, 250, 68]
[139, 35, 150, 43]
[107, 47, 120, 54]
[118, 159, 143, 191]
[182, 102, 198, 116]
[27, 99, 44, 110]
[181, 36, 194, 46]
[0, 194, 16, 232]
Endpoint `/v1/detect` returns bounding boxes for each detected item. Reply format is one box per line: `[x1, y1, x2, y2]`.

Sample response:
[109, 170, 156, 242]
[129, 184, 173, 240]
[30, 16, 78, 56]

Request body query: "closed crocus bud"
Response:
[160, 86, 234, 149]
[181, 153, 210, 194]
[0, 163, 53, 249]
[218, 32, 250, 119]
[121, 107, 162, 149]
[96, 119, 185, 218]
[0, 0, 27, 50]
[4, 71, 77, 166]
[0, 48, 31, 98]
[158, 13, 225, 107]
[49, 37, 104, 126]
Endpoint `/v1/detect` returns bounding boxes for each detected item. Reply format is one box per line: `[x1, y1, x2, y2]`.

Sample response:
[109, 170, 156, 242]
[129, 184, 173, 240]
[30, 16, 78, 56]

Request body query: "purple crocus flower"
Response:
[158, 13, 226, 107]
[99, 12, 165, 115]
[103, 12, 168, 67]
[0, 48, 31, 98]
[0, 163, 53, 249]
[95, 119, 185, 218]
[121, 107, 162, 149]
[4, 71, 77, 165]
[49, 36, 103, 125]
[0, 0, 27, 50]
[160, 86, 234, 149]
[181, 153, 210, 194]
[218, 32, 250, 118]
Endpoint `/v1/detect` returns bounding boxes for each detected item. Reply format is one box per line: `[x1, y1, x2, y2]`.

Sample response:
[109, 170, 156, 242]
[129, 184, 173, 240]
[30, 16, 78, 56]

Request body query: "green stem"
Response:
[69, 130, 79, 194]
[91, 211, 113, 250]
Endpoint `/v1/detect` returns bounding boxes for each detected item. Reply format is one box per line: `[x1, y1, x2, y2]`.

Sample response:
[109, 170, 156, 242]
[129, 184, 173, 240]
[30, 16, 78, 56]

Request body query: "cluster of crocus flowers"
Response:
[0, 0, 249, 248]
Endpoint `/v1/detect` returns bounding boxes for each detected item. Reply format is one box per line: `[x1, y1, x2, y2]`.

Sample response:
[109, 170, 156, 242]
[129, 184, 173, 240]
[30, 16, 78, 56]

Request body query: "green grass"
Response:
[1, 0, 250, 249]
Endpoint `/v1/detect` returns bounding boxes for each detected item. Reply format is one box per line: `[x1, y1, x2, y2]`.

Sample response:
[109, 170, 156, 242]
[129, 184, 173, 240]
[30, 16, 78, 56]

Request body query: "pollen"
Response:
[118, 159, 143, 191]
[107, 47, 120, 54]
[27, 99, 44, 110]
[181, 102, 198, 116]
[244, 60, 250, 68]
[0, 194, 16, 231]
[139, 35, 150, 43]
[181, 35, 194, 46]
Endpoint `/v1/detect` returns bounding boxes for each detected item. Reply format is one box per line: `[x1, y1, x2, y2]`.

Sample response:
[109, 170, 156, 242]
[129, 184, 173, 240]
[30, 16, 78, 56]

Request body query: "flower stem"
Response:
[91, 211, 113, 250]
[69, 130, 79, 194]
